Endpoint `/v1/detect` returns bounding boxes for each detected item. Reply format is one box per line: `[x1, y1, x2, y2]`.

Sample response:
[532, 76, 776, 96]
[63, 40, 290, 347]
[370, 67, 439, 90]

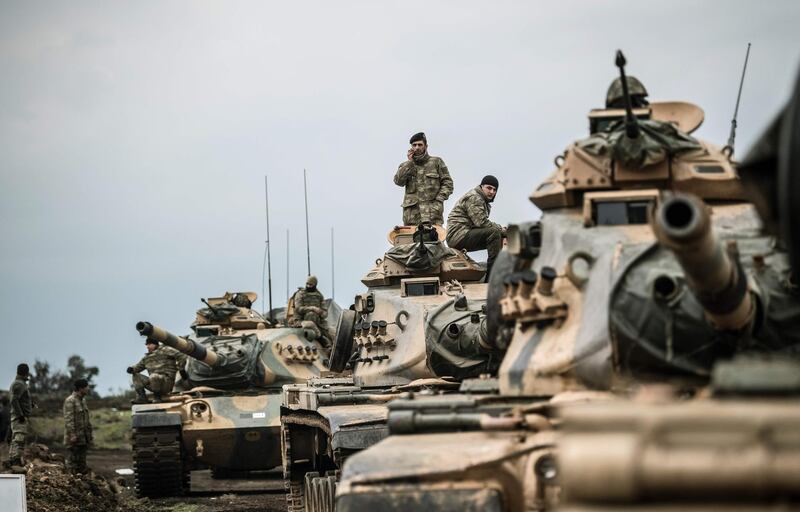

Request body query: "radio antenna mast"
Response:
[262, 176, 274, 322]
[727, 43, 752, 152]
[330, 227, 335, 300]
[303, 169, 311, 276]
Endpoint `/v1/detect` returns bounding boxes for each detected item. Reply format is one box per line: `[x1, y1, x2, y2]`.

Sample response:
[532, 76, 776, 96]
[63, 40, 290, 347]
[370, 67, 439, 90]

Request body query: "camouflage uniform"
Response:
[63, 391, 92, 473]
[394, 153, 454, 226]
[446, 186, 504, 275]
[131, 346, 184, 398]
[8, 375, 32, 465]
[291, 288, 331, 344]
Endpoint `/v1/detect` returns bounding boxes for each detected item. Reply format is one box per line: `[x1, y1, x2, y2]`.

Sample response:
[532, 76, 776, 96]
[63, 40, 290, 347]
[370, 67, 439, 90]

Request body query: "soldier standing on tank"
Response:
[394, 132, 454, 226]
[63, 379, 93, 474]
[3, 363, 32, 470]
[291, 275, 331, 347]
[127, 338, 184, 403]
[446, 175, 505, 277]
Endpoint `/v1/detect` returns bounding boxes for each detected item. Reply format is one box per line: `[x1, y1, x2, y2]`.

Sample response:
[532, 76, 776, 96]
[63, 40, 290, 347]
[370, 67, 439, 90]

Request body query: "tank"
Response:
[129, 291, 339, 498]
[280, 223, 505, 511]
[333, 51, 800, 511]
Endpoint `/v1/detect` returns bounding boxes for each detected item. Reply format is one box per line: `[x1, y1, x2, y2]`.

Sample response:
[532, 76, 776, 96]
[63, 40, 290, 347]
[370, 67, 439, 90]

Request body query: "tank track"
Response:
[132, 426, 189, 497]
[282, 413, 338, 512]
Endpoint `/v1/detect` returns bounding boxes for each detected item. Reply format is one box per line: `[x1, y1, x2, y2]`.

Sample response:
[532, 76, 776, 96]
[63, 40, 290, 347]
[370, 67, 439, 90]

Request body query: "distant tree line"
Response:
[28, 355, 99, 397]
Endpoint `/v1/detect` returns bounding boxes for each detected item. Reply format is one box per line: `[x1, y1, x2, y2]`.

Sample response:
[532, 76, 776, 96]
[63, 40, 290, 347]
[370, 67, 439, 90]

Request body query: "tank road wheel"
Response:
[328, 309, 356, 373]
[132, 426, 189, 497]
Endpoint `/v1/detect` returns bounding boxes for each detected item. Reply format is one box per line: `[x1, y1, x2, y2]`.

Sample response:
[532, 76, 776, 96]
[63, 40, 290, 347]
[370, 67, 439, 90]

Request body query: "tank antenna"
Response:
[331, 226, 335, 301]
[726, 42, 752, 154]
[263, 175, 274, 323]
[286, 229, 290, 301]
[303, 168, 311, 275]
[615, 50, 640, 139]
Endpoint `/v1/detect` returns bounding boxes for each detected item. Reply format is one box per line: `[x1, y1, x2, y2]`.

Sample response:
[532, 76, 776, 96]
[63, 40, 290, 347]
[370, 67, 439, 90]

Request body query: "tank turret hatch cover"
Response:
[589, 101, 704, 135]
[388, 224, 446, 246]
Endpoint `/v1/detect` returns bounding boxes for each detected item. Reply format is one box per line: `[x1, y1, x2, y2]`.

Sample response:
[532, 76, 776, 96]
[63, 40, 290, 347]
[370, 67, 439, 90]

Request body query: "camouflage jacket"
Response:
[132, 345, 184, 378]
[9, 376, 32, 421]
[446, 186, 502, 245]
[393, 154, 454, 224]
[63, 392, 92, 445]
[293, 289, 327, 320]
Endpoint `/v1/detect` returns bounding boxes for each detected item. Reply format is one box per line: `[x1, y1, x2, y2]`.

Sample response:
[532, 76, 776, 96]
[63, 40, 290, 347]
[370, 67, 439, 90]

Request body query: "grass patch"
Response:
[29, 406, 131, 450]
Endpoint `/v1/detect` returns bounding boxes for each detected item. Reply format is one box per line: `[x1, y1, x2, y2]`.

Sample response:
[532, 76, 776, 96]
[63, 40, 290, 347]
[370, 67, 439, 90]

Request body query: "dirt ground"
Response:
[91, 449, 287, 512]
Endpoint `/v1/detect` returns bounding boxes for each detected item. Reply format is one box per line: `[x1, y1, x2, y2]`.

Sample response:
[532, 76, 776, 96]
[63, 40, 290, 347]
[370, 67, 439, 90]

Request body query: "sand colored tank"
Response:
[129, 292, 340, 498]
[280, 223, 505, 511]
[333, 52, 800, 511]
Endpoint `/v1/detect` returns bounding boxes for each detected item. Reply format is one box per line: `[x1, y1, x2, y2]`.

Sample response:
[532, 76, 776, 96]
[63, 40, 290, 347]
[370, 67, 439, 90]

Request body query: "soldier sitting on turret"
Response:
[289, 275, 332, 348]
[446, 175, 505, 278]
[127, 338, 187, 403]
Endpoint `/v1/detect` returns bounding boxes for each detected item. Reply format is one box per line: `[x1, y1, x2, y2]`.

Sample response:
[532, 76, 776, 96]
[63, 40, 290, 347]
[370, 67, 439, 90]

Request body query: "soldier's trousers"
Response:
[132, 372, 175, 396]
[448, 226, 503, 277]
[8, 418, 27, 462]
[66, 443, 89, 473]
[402, 202, 445, 226]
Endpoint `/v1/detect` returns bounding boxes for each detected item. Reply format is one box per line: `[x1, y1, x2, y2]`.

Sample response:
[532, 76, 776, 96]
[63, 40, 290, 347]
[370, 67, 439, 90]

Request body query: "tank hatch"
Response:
[362, 224, 485, 286]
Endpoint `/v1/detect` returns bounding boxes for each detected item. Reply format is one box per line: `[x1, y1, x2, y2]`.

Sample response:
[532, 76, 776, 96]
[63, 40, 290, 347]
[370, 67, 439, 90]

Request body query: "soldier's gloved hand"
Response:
[179, 370, 189, 380]
[126, 366, 135, 374]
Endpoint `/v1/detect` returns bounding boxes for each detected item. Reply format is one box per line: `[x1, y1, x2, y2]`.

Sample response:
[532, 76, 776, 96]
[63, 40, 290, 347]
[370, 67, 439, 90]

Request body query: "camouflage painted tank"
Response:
[280, 223, 505, 511]
[334, 52, 800, 511]
[130, 291, 339, 498]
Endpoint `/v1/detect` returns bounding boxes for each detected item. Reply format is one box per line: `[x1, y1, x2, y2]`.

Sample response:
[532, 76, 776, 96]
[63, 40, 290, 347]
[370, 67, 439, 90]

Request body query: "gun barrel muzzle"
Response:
[652, 194, 753, 331]
[136, 321, 221, 366]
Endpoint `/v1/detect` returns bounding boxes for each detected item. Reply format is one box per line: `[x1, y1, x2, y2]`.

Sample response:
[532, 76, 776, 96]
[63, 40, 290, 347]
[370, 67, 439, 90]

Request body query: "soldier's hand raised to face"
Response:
[407, 148, 414, 161]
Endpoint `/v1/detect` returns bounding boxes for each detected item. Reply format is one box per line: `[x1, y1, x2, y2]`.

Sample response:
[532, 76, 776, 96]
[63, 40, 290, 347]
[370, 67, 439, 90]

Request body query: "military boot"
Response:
[131, 390, 149, 405]
[153, 392, 164, 402]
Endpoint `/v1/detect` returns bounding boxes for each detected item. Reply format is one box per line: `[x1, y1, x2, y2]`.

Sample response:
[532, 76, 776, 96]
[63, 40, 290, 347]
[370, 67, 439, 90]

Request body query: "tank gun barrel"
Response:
[651, 194, 754, 331]
[136, 321, 223, 367]
[615, 50, 641, 139]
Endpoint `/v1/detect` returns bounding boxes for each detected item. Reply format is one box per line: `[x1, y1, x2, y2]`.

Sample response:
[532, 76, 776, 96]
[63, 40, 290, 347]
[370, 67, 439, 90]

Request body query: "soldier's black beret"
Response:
[16, 363, 29, 376]
[145, 338, 159, 345]
[409, 132, 427, 144]
[74, 379, 89, 391]
[481, 175, 499, 189]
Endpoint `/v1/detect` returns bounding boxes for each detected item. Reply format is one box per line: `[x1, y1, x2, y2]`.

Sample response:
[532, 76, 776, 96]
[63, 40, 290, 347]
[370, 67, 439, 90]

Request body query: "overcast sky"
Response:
[1, 1, 799, 394]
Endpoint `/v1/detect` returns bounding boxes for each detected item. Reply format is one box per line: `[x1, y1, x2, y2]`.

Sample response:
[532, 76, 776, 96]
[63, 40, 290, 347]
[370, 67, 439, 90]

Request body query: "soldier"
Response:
[127, 338, 185, 403]
[290, 275, 331, 346]
[606, 75, 649, 109]
[446, 175, 505, 277]
[394, 132, 454, 226]
[4, 363, 32, 470]
[63, 379, 93, 474]
[0, 395, 10, 460]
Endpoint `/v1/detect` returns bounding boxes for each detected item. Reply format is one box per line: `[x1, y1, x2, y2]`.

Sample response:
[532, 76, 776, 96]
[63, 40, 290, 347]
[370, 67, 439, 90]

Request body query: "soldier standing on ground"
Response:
[4, 363, 32, 470]
[394, 132, 454, 226]
[446, 175, 505, 277]
[63, 379, 93, 474]
[127, 338, 185, 403]
[0, 395, 10, 460]
[290, 275, 331, 347]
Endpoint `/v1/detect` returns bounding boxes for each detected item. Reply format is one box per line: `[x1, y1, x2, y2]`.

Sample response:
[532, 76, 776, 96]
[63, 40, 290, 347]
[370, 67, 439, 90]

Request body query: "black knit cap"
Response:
[16, 363, 29, 376]
[74, 379, 89, 391]
[145, 338, 159, 346]
[481, 175, 499, 189]
[409, 132, 427, 144]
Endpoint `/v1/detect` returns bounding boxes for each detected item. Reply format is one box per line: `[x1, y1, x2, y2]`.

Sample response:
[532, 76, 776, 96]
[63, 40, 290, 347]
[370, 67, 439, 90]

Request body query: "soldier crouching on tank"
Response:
[394, 131, 454, 226]
[63, 379, 93, 474]
[290, 275, 332, 349]
[127, 338, 187, 404]
[2, 363, 32, 471]
[446, 175, 506, 277]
